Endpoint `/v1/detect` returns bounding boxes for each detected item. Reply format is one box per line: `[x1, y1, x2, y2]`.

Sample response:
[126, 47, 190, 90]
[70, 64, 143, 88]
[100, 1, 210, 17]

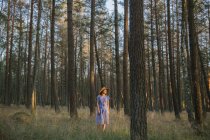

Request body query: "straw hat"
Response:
[99, 87, 109, 95]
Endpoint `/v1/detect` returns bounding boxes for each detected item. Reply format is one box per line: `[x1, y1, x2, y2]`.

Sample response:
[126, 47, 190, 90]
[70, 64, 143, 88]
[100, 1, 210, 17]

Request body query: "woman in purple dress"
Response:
[96, 87, 110, 131]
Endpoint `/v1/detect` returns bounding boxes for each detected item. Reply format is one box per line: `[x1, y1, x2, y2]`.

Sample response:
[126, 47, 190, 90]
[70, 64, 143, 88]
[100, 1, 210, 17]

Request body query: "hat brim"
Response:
[99, 88, 109, 95]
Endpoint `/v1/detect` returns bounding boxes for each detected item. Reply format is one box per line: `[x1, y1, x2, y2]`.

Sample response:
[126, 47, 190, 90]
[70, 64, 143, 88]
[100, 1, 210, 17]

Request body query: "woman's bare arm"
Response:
[97, 102, 100, 113]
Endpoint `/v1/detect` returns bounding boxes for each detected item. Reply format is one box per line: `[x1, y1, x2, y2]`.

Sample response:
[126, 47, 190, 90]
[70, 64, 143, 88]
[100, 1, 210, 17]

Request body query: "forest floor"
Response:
[0, 105, 210, 140]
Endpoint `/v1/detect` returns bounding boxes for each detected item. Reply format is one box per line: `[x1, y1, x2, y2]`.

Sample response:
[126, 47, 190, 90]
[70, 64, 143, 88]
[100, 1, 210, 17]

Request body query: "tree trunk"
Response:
[26, 0, 34, 108]
[150, 0, 159, 111]
[167, 0, 180, 119]
[176, 0, 182, 112]
[17, 2, 23, 105]
[51, 0, 60, 113]
[181, 0, 194, 123]
[163, 0, 173, 112]
[129, 0, 147, 139]
[187, 0, 203, 127]
[89, 0, 96, 116]
[197, 47, 210, 101]
[94, 33, 104, 87]
[123, 0, 130, 115]
[4, 0, 10, 105]
[43, 19, 49, 106]
[8, 0, 16, 105]
[154, 0, 164, 113]
[147, 39, 153, 111]
[114, 0, 121, 112]
[31, 0, 42, 115]
[79, 35, 84, 107]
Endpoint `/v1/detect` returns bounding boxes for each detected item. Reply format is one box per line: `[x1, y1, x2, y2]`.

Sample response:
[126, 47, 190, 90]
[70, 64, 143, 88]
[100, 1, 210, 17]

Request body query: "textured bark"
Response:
[26, 0, 34, 108]
[154, 0, 164, 113]
[33, 0, 42, 86]
[8, 0, 16, 105]
[51, 0, 60, 113]
[123, 0, 130, 115]
[129, 0, 147, 139]
[89, 0, 96, 116]
[197, 47, 210, 101]
[94, 34, 104, 87]
[4, 0, 10, 105]
[176, 0, 182, 112]
[17, 1, 23, 105]
[163, 0, 173, 112]
[79, 35, 84, 107]
[147, 39, 153, 111]
[187, 0, 203, 127]
[167, 0, 180, 119]
[23, 5, 30, 105]
[43, 20, 49, 106]
[31, 0, 42, 115]
[150, 0, 158, 111]
[114, 0, 121, 112]
[181, 0, 194, 123]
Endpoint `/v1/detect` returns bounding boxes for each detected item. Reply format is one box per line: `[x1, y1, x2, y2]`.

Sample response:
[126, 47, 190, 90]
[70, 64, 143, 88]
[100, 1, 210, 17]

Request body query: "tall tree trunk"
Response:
[167, 0, 180, 119]
[164, 0, 173, 112]
[89, 0, 96, 116]
[43, 20, 49, 107]
[129, 0, 147, 139]
[176, 0, 182, 112]
[147, 39, 153, 111]
[150, 0, 159, 111]
[123, 0, 130, 115]
[110, 53, 115, 108]
[79, 35, 84, 107]
[197, 47, 210, 100]
[24, 5, 30, 105]
[26, 0, 34, 108]
[31, 0, 42, 115]
[8, 0, 16, 105]
[4, 0, 10, 105]
[94, 33, 104, 87]
[17, 1, 23, 105]
[114, 0, 121, 112]
[181, 0, 194, 123]
[154, 0, 164, 113]
[51, 0, 60, 113]
[187, 0, 203, 127]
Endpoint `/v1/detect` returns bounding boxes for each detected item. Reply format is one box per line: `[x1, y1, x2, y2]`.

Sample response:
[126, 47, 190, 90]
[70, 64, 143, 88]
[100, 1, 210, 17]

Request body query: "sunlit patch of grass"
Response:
[0, 104, 210, 140]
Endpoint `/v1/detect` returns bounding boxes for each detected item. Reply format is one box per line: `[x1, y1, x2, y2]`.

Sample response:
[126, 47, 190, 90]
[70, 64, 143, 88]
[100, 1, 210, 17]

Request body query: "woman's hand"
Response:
[97, 109, 100, 115]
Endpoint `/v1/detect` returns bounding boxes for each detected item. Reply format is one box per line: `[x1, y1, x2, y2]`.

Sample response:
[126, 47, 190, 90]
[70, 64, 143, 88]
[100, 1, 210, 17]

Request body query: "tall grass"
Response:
[0, 105, 209, 140]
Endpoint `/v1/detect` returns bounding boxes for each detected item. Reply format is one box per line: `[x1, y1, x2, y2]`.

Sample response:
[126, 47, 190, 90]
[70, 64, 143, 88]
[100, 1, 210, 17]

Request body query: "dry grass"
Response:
[0, 104, 209, 140]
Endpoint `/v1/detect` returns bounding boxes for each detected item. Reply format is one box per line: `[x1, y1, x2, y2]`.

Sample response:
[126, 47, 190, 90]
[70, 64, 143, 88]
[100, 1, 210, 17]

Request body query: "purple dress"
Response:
[96, 95, 110, 125]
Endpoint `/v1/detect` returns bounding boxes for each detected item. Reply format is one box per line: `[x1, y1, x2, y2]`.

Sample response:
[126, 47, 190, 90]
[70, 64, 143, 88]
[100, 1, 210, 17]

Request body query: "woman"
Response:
[96, 87, 110, 131]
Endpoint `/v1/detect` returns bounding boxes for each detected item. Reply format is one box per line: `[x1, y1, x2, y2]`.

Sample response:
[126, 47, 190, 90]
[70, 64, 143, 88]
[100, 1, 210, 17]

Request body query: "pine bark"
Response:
[187, 0, 203, 127]
[114, 0, 121, 112]
[129, 0, 147, 139]
[150, 0, 159, 111]
[90, 0, 96, 116]
[26, 0, 34, 108]
[123, 0, 130, 115]
[17, 1, 23, 105]
[154, 0, 164, 113]
[167, 0, 180, 119]
[51, 0, 60, 112]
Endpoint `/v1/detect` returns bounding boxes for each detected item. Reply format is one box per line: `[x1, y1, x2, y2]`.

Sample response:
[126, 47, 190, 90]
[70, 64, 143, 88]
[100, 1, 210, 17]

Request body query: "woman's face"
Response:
[103, 89, 107, 95]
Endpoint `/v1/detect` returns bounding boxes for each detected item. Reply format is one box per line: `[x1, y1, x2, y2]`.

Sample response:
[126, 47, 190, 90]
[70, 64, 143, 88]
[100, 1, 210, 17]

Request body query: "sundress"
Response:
[96, 95, 110, 125]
